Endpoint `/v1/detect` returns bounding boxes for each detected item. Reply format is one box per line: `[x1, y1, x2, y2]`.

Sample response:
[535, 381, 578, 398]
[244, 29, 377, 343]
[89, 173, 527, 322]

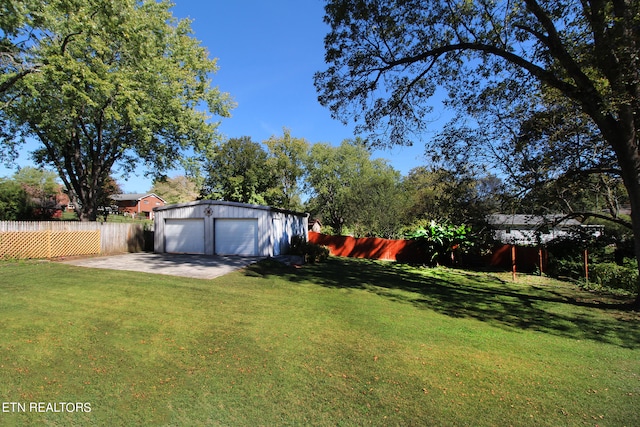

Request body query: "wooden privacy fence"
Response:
[0, 221, 146, 259]
[0, 230, 100, 259]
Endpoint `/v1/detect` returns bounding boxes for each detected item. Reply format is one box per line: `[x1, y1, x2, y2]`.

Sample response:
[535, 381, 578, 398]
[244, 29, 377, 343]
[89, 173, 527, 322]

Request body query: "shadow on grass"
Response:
[246, 257, 640, 349]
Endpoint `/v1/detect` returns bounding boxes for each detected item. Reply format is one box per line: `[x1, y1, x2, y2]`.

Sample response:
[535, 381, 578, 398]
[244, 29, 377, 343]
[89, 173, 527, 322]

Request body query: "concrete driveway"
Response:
[61, 252, 264, 279]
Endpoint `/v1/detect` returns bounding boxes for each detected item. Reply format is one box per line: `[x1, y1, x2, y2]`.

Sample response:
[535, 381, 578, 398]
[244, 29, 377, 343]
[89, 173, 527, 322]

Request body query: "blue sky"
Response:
[1, 0, 444, 193]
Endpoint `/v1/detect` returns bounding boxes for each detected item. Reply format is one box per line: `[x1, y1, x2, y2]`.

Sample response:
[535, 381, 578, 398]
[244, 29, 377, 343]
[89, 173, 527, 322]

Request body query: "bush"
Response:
[289, 235, 330, 264]
[405, 221, 473, 266]
[305, 243, 330, 264]
[588, 262, 639, 294]
[290, 235, 307, 255]
[546, 258, 585, 280]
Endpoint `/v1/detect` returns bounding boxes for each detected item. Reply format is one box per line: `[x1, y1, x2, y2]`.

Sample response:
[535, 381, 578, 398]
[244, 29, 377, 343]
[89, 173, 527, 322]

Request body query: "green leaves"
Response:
[304, 139, 405, 237]
[1, 0, 234, 220]
[0, 177, 32, 220]
[264, 129, 310, 211]
[406, 220, 473, 264]
[201, 137, 273, 205]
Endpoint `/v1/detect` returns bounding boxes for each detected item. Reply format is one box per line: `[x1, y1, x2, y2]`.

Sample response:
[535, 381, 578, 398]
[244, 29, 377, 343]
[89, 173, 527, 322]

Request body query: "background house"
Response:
[308, 218, 322, 233]
[487, 214, 591, 245]
[31, 186, 71, 219]
[111, 193, 165, 219]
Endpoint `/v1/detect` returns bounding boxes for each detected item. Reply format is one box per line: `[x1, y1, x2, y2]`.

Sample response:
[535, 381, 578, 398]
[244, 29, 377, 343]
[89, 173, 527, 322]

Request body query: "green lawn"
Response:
[0, 257, 638, 426]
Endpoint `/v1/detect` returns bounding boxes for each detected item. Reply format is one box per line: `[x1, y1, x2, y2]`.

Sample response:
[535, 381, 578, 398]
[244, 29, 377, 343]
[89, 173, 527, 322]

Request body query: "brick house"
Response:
[110, 193, 165, 219]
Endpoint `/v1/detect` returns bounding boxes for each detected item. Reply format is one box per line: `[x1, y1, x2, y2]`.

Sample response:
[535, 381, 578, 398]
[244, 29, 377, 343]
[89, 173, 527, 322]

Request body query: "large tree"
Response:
[304, 139, 404, 237]
[151, 175, 200, 205]
[403, 167, 503, 226]
[1, 0, 234, 220]
[264, 128, 309, 211]
[349, 161, 405, 238]
[315, 0, 640, 307]
[201, 137, 275, 205]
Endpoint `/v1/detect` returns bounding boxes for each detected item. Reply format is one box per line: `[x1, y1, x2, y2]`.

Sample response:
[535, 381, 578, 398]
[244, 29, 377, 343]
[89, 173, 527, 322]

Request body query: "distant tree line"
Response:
[3, 128, 627, 249]
[146, 128, 626, 243]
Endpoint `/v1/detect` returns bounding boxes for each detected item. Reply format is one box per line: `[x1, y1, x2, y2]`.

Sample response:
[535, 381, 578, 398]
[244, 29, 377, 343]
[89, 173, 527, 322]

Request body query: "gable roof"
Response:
[110, 193, 166, 203]
[154, 199, 308, 218]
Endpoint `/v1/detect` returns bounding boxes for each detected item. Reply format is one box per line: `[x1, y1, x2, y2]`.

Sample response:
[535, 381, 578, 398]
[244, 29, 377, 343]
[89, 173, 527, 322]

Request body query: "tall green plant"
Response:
[406, 221, 472, 265]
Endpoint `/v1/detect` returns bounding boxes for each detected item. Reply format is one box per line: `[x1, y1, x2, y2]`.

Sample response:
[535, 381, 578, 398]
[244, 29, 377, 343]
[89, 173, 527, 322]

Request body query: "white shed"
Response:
[153, 200, 309, 256]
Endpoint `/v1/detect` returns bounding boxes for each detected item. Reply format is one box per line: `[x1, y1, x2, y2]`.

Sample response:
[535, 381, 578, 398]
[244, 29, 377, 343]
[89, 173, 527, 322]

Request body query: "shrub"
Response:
[588, 262, 639, 294]
[305, 243, 330, 264]
[546, 258, 584, 280]
[405, 221, 473, 266]
[289, 235, 329, 263]
[290, 235, 307, 255]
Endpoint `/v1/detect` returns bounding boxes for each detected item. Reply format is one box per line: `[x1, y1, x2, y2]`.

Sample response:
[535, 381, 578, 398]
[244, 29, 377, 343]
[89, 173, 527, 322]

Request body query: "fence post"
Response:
[538, 246, 544, 276]
[511, 244, 517, 282]
[584, 248, 589, 284]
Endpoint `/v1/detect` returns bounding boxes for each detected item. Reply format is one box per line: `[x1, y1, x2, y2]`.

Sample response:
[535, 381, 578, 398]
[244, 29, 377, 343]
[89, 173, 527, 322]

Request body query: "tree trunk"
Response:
[626, 186, 640, 309]
[609, 126, 640, 310]
[78, 205, 98, 222]
[73, 183, 99, 222]
[631, 217, 640, 310]
[623, 189, 640, 308]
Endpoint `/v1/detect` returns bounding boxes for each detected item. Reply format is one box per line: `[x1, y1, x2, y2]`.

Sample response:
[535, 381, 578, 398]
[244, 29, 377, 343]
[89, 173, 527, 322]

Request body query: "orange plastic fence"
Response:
[308, 232, 547, 271]
[308, 231, 426, 263]
[488, 244, 548, 272]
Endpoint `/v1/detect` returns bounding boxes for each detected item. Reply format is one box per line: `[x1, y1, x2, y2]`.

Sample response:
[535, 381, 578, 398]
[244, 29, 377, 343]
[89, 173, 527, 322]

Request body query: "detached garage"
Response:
[153, 200, 308, 257]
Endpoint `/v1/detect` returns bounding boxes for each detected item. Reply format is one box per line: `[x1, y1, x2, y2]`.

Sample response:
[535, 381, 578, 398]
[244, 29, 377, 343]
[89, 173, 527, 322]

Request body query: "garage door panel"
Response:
[215, 219, 258, 256]
[165, 219, 205, 254]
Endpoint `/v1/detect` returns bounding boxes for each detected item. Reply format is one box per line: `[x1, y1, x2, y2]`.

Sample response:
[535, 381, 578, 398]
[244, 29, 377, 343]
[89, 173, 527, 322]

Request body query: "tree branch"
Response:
[60, 31, 83, 54]
[380, 41, 582, 100]
[523, 0, 608, 111]
[0, 68, 37, 94]
[555, 211, 633, 230]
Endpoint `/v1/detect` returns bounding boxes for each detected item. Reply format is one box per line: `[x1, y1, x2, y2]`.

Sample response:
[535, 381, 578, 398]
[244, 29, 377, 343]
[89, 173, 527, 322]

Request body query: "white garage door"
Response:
[215, 219, 258, 256]
[165, 219, 205, 254]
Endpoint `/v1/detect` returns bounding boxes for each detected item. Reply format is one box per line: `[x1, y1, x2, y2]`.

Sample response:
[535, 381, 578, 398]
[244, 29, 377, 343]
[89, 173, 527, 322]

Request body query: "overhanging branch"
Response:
[555, 211, 632, 230]
[381, 41, 582, 101]
[0, 68, 38, 94]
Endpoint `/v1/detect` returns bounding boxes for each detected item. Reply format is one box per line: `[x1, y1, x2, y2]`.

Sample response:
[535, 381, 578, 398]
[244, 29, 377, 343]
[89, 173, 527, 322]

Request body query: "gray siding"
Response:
[270, 212, 308, 255]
